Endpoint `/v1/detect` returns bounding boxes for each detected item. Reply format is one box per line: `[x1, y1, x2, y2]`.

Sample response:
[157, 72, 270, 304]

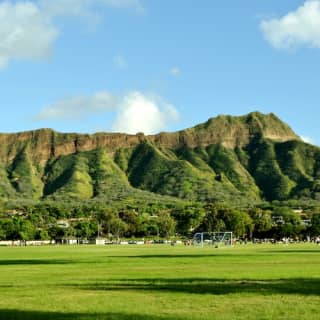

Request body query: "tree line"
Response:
[0, 200, 319, 241]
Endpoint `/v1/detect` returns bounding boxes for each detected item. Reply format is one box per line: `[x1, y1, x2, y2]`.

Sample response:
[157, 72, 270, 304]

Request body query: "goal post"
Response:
[192, 232, 233, 248]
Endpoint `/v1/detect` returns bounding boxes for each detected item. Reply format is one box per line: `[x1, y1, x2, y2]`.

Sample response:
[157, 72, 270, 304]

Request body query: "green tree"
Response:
[157, 211, 176, 238]
[172, 204, 205, 236]
[18, 220, 36, 240]
[197, 203, 226, 232]
[74, 221, 96, 239]
[310, 214, 320, 236]
[0, 220, 7, 240]
[249, 208, 273, 237]
[48, 225, 66, 240]
[272, 207, 303, 238]
[224, 209, 253, 238]
[35, 229, 50, 240]
[119, 210, 139, 237]
[111, 217, 128, 240]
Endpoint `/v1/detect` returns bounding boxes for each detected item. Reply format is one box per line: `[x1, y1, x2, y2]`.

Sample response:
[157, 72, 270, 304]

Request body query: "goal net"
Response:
[192, 232, 233, 248]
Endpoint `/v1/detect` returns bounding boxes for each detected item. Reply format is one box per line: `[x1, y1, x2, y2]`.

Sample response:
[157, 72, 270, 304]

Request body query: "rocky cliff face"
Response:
[1, 111, 315, 204]
[0, 112, 299, 164]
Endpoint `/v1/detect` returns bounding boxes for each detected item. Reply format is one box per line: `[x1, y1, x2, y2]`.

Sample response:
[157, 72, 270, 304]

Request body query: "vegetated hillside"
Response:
[0, 111, 318, 205]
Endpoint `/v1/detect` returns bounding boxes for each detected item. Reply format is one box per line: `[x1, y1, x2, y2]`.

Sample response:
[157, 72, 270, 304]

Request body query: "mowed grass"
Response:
[0, 244, 319, 320]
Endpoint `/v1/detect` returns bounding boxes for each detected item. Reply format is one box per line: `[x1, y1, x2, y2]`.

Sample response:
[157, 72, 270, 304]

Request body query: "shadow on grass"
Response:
[106, 254, 240, 259]
[106, 248, 320, 259]
[0, 259, 72, 265]
[70, 278, 320, 296]
[0, 310, 181, 320]
[264, 249, 320, 254]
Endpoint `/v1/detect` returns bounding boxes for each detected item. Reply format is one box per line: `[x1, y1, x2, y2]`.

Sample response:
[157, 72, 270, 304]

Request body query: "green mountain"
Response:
[0, 112, 319, 205]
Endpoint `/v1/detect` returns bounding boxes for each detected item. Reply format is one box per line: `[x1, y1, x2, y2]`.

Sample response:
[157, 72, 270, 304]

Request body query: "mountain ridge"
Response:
[1, 112, 317, 205]
[0, 112, 300, 163]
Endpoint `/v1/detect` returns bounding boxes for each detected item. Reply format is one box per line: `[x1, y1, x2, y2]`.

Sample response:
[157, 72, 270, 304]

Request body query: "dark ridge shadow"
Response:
[0, 259, 72, 265]
[0, 309, 182, 320]
[69, 278, 320, 296]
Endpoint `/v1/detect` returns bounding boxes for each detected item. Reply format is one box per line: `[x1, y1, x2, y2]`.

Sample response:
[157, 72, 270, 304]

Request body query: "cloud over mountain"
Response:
[35, 91, 180, 135]
[36, 91, 118, 120]
[111, 92, 180, 134]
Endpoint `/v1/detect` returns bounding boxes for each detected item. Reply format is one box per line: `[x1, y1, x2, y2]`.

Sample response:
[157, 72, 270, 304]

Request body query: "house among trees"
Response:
[6, 210, 24, 218]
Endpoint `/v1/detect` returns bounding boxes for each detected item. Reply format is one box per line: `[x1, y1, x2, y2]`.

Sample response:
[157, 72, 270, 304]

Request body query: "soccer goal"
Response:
[192, 232, 233, 248]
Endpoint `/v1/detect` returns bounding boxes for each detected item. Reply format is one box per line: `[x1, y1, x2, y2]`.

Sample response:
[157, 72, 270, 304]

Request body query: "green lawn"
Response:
[0, 244, 319, 319]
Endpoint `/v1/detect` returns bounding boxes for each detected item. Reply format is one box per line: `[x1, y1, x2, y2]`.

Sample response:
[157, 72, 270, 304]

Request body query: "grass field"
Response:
[0, 244, 319, 320]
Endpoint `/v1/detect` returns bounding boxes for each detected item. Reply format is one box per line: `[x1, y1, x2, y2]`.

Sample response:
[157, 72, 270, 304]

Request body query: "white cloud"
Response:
[35, 91, 180, 135]
[260, 0, 320, 50]
[112, 92, 180, 134]
[113, 54, 127, 69]
[39, 0, 92, 17]
[301, 136, 315, 144]
[100, 0, 145, 13]
[0, 1, 58, 69]
[36, 91, 118, 120]
[39, 0, 144, 17]
[170, 67, 181, 77]
[0, 0, 144, 69]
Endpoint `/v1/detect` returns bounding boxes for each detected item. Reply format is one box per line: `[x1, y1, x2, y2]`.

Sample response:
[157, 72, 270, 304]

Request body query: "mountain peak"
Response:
[187, 112, 299, 149]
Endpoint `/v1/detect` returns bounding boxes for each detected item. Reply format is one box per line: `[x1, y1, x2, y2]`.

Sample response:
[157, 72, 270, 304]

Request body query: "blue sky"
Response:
[0, 0, 319, 145]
